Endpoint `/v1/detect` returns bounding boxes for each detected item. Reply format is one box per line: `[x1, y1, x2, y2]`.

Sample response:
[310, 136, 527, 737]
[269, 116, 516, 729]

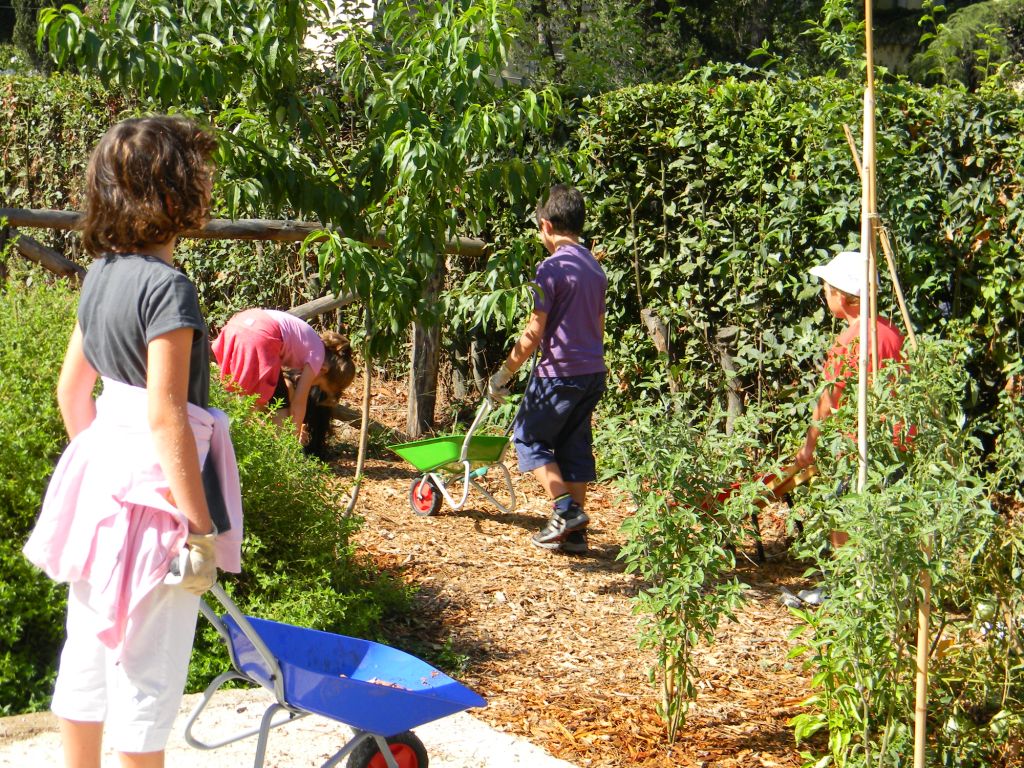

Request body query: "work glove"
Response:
[167, 532, 218, 595]
[487, 363, 514, 405]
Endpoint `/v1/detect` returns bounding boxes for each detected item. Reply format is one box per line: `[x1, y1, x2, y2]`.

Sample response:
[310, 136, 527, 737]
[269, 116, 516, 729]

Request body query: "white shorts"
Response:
[51, 580, 200, 753]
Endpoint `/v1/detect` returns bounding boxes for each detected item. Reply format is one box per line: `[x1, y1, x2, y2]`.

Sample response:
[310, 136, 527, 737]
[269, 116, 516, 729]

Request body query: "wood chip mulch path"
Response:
[325, 380, 822, 767]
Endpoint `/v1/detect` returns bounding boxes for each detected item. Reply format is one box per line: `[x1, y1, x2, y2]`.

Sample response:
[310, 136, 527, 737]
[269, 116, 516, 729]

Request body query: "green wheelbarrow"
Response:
[388, 400, 516, 516]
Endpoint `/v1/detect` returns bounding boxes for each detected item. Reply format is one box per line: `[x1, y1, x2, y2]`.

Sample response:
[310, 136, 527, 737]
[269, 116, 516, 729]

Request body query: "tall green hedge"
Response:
[577, 68, 1024, 458]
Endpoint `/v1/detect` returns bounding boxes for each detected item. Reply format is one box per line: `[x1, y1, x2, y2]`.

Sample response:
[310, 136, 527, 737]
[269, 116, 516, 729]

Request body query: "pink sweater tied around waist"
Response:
[23, 378, 243, 655]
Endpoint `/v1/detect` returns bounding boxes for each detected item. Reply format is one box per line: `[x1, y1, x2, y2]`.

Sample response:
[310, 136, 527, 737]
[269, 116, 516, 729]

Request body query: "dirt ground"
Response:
[324, 374, 822, 768]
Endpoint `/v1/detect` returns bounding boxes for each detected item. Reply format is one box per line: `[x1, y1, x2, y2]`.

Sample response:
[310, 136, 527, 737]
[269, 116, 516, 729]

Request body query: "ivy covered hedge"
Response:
[578, 67, 1024, 456]
[0, 73, 320, 326]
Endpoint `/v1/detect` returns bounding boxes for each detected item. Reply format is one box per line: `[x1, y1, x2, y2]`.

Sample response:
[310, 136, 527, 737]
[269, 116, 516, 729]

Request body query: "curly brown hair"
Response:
[82, 116, 217, 256]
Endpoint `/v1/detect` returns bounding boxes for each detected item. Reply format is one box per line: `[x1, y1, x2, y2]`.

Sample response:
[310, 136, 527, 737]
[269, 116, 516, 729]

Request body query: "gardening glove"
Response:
[167, 532, 218, 596]
[487, 363, 514, 405]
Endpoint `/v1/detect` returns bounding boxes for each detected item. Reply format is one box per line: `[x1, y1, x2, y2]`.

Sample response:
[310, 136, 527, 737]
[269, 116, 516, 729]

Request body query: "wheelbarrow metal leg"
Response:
[320, 730, 374, 768]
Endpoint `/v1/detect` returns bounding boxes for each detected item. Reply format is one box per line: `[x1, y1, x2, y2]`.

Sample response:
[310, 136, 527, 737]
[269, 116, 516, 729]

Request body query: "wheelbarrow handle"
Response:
[459, 399, 493, 462]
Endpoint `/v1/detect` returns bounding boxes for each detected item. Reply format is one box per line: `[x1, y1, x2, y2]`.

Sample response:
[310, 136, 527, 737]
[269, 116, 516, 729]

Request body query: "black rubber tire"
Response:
[346, 730, 429, 768]
[408, 476, 443, 516]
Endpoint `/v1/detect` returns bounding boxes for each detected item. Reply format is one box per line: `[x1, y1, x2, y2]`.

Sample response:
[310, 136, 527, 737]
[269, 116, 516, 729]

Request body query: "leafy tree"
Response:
[39, 0, 561, 357]
[515, 0, 833, 92]
[911, 0, 1024, 90]
[12, 0, 54, 70]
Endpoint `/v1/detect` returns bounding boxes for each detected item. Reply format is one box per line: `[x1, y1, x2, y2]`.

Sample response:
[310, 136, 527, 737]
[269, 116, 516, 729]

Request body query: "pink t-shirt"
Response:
[265, 310, 325, 373]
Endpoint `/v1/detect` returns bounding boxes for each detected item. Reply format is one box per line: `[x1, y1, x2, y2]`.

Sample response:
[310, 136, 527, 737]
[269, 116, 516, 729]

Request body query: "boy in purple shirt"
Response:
[488, 185, 607, 553]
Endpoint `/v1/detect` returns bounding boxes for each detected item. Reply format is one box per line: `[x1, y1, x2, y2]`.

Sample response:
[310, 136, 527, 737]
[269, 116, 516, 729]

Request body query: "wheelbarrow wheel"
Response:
[409, 476, 442, 516]
[348, 730, 429, 768]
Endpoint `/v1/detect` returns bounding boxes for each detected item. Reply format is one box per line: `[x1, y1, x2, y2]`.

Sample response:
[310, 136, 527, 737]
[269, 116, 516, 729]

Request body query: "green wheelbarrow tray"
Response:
[389, 434, 510, 473]
[388, 400, 516, 516]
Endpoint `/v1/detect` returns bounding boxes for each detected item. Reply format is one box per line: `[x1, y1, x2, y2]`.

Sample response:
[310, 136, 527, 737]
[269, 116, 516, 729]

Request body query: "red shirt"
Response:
[823, 316, 905, 401]
[823, 316, 913, 447]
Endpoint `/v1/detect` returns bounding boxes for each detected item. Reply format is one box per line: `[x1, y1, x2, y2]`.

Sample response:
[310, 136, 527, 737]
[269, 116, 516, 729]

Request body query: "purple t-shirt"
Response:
[532, 242, 607, 377]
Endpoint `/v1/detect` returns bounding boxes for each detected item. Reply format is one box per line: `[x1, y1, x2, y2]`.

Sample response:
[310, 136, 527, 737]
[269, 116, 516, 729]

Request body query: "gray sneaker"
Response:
[797, 587, 827, 606]
[560, 530, 588, 554]
[531, 504, 589, 550]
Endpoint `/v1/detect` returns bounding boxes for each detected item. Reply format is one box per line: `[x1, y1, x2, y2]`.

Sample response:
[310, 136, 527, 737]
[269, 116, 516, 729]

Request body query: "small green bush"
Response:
[0, 267, 76, 714]
[0, 268, 407, 713]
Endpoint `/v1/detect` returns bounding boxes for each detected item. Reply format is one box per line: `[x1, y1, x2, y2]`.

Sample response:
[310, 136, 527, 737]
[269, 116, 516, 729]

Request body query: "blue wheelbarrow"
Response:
[185, 583, 486, 768]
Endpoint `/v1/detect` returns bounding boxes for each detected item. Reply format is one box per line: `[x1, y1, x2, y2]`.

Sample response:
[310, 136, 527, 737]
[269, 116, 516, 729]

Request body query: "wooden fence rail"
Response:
[0, 208, 489, 257]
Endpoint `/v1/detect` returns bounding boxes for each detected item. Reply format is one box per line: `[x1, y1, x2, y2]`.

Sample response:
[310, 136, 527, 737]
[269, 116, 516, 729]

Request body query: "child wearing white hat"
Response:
[794, 250, 906, 532]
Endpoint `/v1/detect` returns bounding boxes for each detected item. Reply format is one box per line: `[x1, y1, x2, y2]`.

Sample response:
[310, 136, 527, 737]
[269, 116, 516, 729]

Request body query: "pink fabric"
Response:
[264, 309, 325, 373]
[212, 309, 284, 406]
[23, 378, 243, 655]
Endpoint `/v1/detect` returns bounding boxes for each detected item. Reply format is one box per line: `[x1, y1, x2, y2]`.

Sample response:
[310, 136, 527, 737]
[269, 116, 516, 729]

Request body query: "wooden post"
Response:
[288, 291, 358, 321]
[407, 260, 446, 438]
[10, 229, 86, 281]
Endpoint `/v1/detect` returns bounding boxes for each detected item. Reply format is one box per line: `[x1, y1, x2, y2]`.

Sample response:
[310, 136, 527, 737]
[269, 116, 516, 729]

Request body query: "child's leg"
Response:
[530, 462, 570, 501]
[118, 752, 164, 767]
[565, 481, 588, 508]
[53, 582, 109, 768]
[107, 584, 199, 756]
[60, 719, 103, 768]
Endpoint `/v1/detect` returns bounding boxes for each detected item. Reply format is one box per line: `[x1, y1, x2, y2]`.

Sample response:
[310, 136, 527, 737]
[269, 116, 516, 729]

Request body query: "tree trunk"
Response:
[716, 325, 744, 434]
[641, 307, 678, 394]
[407, 261, 446, 438]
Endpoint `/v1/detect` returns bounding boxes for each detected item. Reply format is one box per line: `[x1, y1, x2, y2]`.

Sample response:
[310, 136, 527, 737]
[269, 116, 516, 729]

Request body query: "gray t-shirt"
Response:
[78, 254, 210, 407]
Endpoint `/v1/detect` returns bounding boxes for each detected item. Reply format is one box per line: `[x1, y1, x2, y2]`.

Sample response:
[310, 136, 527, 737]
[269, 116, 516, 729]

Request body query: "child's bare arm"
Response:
[288, 363, 317, 438]
[147, 328, 213, 535]
[795, 383, 842, 468]
[504, 310, 548, 373]
[57, 323, 99, 439]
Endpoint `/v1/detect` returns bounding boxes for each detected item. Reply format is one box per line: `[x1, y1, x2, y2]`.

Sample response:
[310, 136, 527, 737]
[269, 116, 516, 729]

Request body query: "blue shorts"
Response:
[513, 373, 606, 481]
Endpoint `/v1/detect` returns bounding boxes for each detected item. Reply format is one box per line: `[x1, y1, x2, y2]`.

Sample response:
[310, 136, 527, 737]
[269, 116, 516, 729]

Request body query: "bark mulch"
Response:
[324, 378, 822, 767]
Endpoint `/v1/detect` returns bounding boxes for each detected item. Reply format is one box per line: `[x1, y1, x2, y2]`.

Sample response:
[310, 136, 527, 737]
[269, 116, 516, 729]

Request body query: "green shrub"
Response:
[0, 268, 407, 713]
[573, 69, 1024, 473]
[0, 268, 76, 714]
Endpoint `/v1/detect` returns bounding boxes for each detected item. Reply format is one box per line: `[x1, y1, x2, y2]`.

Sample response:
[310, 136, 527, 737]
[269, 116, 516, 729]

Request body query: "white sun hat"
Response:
[809, 250, 864, 297]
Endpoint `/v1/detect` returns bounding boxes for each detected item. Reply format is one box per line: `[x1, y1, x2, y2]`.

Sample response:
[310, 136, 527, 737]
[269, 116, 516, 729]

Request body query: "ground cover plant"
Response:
[0, 264, 408, 711]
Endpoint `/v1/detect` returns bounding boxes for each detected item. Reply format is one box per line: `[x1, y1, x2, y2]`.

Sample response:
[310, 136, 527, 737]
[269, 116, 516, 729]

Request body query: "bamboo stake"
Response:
[857, 2, 876, 495]
[842, 124, 919, 352]
[858, 2, 929, 761]
[877, 227, 919, 351]
[916, 544, 932, 768]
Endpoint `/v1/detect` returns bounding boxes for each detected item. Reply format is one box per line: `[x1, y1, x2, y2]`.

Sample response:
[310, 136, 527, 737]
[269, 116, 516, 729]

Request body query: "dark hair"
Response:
[536, 184, 585, 236]
[82, 116, 217, 255]
[320, 331, 356, 395]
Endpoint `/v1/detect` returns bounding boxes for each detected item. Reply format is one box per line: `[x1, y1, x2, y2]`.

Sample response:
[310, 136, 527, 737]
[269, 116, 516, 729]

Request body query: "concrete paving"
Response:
[0, 687, 579, 767]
